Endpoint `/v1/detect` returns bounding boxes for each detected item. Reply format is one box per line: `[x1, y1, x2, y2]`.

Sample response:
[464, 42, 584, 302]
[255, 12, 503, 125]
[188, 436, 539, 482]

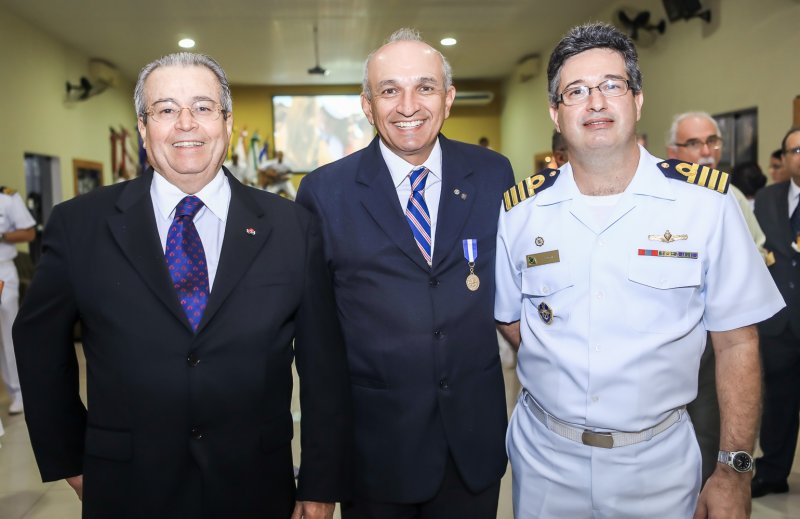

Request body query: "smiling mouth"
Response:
[173, 141, 204, 148]
[584, 119, 612, 127]
[395, 120, 423, 129]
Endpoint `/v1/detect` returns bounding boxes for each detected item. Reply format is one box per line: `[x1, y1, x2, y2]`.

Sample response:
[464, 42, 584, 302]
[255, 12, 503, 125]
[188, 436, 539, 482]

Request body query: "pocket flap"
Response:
[628, 255, 701, 289]
[85, 426, 133, 461]
[521, 261, 573, 296]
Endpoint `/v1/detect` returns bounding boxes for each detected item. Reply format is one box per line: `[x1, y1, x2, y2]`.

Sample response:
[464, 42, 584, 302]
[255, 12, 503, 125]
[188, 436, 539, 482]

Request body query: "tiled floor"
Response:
[0, 345, 798, 518]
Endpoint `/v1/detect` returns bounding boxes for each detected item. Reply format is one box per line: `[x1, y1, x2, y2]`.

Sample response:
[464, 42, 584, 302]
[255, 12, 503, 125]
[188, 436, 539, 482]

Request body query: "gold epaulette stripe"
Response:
[658, 160, 729, 194]
[502, 168, 560, 211]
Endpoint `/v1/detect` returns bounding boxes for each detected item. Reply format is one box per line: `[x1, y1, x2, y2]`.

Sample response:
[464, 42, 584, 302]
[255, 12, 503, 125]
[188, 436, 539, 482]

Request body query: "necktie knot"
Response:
[409, 166, 429, 195]
[175, 196, 205, 219]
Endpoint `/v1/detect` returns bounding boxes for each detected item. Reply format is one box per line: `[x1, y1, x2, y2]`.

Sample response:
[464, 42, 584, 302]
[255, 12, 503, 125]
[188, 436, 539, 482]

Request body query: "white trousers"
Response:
[0, 260, 21, 397]
[508, 392, 701, 519]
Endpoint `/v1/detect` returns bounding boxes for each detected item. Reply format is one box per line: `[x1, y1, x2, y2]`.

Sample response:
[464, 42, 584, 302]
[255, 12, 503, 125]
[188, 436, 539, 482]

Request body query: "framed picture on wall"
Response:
[713, 108, 757, 172]
[73, 159, 103, 196]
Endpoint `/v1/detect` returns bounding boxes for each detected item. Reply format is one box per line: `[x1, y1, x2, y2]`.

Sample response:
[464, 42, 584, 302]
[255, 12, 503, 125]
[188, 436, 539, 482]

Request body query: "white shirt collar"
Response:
[379, 138, 443, 188]
[151, 169, 230, 222]
[789, 177, 800, 201]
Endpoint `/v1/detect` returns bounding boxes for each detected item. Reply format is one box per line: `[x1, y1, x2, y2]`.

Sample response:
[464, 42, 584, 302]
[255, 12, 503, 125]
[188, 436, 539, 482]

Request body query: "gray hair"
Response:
[362, 27, 453, 100]
[546, 22, 643, 107]
[667, 111, 720, 146]
[134, 52, 232, 124]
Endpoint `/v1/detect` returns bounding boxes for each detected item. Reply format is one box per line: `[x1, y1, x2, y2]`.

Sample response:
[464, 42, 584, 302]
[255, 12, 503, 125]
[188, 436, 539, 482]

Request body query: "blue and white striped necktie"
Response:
[406, 166, 432, 266]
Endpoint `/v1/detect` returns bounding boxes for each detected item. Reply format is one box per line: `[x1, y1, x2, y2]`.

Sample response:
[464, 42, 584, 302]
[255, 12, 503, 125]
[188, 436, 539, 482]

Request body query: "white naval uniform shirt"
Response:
[495, 147, 785, 432]
[0, 192, 36, 262]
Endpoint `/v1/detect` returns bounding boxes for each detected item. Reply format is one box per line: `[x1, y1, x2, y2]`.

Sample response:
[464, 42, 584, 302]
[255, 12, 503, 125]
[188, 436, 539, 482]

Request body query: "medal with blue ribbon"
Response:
[463, 239, 480, 291]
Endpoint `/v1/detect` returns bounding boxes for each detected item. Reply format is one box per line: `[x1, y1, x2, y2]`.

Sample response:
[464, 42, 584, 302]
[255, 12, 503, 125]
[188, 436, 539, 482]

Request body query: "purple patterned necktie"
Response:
[165, 196, 209, 331]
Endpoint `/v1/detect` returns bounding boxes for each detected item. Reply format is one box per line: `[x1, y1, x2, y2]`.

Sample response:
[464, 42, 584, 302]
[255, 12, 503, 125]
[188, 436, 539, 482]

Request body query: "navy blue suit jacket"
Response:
[754, 181, 800, 338]
[296, 135, 514, 502]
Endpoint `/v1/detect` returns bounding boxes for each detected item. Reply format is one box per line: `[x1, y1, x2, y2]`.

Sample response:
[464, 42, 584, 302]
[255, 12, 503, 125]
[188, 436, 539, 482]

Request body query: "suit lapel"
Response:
[773, 182, 794, 254]
[107, 170, 190, 329]
[197, 173, 271, 333]
[356, 137, 431, 272]
[432, 135, 475, 274]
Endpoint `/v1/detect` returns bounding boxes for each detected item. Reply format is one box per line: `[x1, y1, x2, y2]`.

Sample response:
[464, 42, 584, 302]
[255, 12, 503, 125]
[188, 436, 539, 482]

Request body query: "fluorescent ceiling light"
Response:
[440, 37, 457, 46]
[178, 38, 196, 49]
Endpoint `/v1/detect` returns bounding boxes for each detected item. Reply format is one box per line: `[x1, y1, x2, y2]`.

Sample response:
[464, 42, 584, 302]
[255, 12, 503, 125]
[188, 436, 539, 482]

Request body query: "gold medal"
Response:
[466, 273, 480, 291]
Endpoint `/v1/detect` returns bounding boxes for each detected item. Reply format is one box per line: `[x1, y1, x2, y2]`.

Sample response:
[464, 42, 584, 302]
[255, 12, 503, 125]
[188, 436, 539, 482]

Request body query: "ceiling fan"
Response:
[307, 24, 328, 76]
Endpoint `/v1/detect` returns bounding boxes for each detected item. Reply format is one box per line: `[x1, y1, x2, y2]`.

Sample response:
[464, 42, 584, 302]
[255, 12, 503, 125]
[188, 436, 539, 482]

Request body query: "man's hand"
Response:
[694, 467, 751, 519]
[66, 475, 84, 500]
[290, 501, 335, 519]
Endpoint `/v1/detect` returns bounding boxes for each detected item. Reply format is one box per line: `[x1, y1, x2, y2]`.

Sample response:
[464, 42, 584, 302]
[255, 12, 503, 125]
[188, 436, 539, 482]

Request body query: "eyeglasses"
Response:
[143, 100, 224, 123]
[783, 146, 800, 156]
[557, 79, 631, 106]
[673, 136, 723, 152]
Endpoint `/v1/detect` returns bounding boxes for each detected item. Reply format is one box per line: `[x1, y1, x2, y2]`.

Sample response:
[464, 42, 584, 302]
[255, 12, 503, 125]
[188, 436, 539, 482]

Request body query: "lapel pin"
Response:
[535, 236, 544, 247]
[460, 193, 468, 200]
[453, 188, 461, 195]
[246, 228, 256, 236]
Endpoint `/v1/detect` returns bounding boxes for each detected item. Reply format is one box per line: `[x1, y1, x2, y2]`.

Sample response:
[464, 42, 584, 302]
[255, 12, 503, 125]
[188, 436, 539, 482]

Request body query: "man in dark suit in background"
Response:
[296, 28, 513, 519]
[13, 52, 351, 519]
[752, 126, 800, 497]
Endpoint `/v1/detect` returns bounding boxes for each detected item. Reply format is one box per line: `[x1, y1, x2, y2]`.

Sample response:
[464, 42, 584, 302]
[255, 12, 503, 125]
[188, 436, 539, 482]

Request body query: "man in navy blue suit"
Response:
[296, 28, 514, 519]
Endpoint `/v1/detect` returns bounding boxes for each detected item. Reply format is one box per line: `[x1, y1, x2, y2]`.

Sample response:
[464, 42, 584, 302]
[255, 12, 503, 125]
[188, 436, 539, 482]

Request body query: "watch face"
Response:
[732, 452, 753, 472]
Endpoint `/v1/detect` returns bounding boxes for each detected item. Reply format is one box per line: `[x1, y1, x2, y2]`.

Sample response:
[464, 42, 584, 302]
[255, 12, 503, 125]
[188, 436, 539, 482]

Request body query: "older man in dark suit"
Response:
[752, 126, 800, 498]
[296, 28, 513, 519]
[13, 52, 351, 519]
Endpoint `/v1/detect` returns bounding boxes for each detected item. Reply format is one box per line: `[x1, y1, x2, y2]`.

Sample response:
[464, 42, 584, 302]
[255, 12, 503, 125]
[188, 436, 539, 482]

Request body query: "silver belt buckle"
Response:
[582, 430, 614, 449]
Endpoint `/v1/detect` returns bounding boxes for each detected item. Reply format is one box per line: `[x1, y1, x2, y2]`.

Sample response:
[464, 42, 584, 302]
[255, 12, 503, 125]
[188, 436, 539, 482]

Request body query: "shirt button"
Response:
[591, 396, 599, 403]
[191, 427, 203, 440]
[439, 378, 449, 390]
[187, 353, 200, 367]
[595, 291, 604, 300]
[542, 286, 550, 295]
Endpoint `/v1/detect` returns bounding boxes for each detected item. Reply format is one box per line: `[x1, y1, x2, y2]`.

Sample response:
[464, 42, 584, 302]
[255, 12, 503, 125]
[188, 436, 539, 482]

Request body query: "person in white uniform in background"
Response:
[495, 23, 784, 519]
[0, 186, 36, 415]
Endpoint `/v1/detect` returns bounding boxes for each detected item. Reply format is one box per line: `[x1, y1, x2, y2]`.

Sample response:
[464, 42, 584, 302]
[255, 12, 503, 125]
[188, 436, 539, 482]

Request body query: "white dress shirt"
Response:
[380, 138, 443, 258]
[150, 170, 231, 289]
[789, 177, 800, 218]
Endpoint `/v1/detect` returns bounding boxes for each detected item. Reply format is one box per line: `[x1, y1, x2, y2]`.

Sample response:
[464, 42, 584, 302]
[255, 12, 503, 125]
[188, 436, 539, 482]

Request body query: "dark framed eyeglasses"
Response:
[557, 79, 631, 106]
[673, 136, 723, 152]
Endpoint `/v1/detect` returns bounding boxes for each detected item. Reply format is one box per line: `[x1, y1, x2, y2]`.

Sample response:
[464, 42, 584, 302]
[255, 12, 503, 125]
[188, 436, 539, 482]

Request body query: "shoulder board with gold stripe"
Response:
[657, 159, 729, 194]
[0, 186, 16, 195]
[503, 168, 559, 211]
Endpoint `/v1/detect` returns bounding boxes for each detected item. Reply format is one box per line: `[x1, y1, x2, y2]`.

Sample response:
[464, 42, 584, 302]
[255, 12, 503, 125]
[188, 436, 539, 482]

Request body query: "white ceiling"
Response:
[2, 0, 632, 86]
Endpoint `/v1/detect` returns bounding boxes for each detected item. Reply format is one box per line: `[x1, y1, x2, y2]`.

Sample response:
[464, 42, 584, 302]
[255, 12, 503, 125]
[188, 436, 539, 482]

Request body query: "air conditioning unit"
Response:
[453, 91, 495, 106]
[88, 58, 120, 88]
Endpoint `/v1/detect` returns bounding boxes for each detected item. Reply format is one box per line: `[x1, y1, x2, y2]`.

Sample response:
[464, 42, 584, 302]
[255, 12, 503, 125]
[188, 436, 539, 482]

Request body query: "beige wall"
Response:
[231, 79, 503, 166]
[0, 7, 135, 198]
[501, 0, 800, 181]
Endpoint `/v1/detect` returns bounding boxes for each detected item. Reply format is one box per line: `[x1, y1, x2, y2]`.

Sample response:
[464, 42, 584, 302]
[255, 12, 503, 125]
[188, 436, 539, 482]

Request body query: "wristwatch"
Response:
[717, 450, 754, 473]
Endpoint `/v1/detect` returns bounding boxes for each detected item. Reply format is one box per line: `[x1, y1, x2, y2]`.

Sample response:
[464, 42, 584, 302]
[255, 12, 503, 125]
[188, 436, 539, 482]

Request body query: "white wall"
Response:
[500, 0, 800, 180]
[0, 6, 135, 197]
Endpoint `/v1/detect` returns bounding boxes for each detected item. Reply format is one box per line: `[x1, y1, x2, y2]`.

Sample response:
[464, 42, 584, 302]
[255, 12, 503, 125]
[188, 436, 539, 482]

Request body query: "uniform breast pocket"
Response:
[521, 261, 573, 326]
[626, 255, 701, 333]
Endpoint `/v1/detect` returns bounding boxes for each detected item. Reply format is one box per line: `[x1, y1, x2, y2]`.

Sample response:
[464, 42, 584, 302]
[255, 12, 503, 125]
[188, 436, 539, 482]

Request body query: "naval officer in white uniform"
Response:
[495, 23, 784, 519]
[0, 186, 36, 415]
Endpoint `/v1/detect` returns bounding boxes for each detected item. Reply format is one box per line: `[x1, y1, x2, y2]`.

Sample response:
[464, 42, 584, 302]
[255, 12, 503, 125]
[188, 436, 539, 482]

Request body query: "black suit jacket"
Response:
[754, 181, 800, 338]
[296, 136, 513, 503]
[13, 169, 352, 519]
